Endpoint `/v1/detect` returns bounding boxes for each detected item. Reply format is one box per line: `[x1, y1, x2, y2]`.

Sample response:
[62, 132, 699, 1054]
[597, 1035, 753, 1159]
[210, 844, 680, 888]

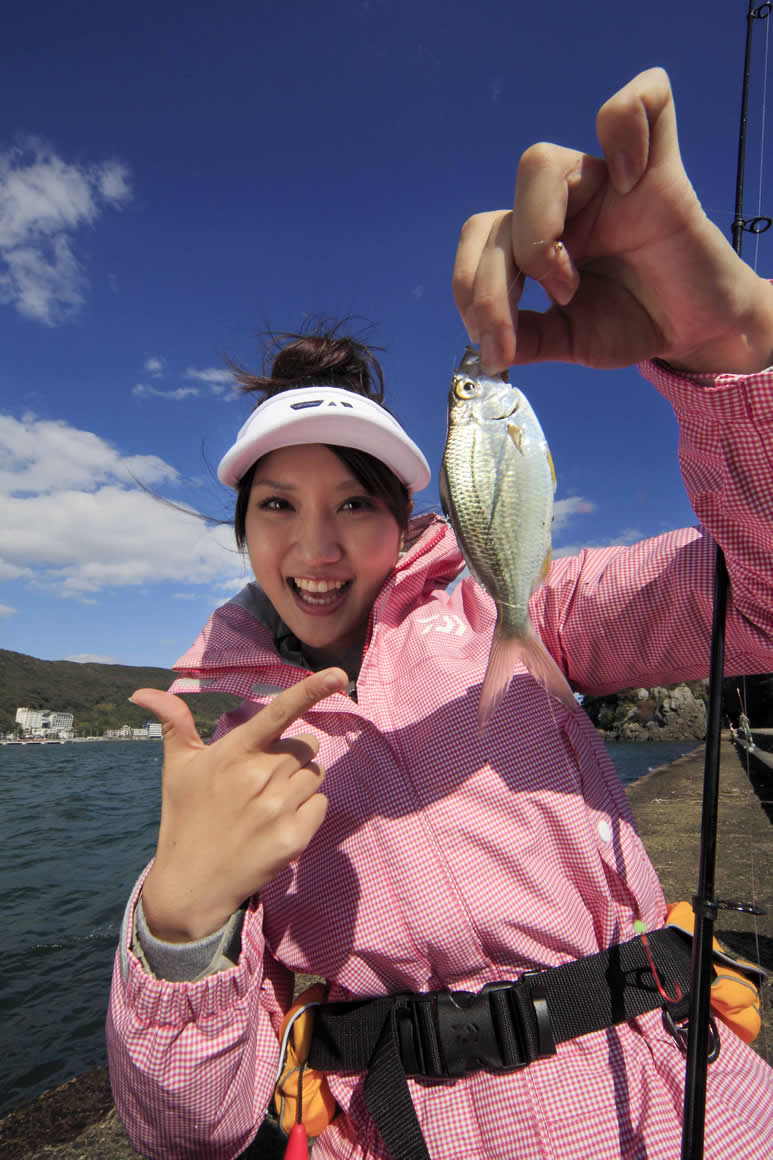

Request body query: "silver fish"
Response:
[439, 346, 577, 727]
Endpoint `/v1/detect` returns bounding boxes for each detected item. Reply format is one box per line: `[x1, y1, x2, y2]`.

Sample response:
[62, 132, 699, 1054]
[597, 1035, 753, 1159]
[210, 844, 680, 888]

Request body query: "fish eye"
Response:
[454, 378, 480, 399]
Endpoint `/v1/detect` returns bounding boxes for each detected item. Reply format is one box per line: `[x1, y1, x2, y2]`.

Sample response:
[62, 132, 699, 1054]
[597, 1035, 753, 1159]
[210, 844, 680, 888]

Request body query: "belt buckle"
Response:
[514, 970, 557, 1062]
[399, 975, 557, 1080]
[436, 985, 513, 1076]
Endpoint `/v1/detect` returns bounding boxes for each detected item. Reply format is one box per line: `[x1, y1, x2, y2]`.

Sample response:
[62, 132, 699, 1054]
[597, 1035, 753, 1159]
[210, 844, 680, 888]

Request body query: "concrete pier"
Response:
[626, 730, 771, 1067]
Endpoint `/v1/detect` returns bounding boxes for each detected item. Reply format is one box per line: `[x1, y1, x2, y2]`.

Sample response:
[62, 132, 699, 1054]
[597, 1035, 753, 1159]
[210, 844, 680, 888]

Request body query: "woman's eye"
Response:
[259, 496, 291, 511]
[341, 497, 375, 512]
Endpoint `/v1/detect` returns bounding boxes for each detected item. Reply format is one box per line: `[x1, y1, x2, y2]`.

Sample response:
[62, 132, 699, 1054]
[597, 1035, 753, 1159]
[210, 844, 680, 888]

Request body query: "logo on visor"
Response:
[290, 399, 355, 411]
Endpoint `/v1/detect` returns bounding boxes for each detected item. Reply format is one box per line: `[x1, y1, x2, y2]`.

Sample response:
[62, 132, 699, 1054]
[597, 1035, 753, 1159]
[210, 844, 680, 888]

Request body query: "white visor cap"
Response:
[217, 386, 431, 493]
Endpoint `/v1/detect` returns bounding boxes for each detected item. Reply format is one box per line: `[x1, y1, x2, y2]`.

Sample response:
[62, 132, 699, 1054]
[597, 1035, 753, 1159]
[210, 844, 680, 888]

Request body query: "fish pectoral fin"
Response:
[546, 445, 557, 489]
[507, 423, 524, 453]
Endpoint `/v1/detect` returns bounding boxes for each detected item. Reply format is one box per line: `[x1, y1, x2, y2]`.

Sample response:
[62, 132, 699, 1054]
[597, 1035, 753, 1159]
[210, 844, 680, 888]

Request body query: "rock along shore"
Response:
[1, 732, 770, 1159]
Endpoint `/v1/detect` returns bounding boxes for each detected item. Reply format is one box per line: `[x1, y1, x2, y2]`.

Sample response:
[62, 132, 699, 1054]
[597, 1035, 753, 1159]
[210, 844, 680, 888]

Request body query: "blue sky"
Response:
[2, 0, 771, 669]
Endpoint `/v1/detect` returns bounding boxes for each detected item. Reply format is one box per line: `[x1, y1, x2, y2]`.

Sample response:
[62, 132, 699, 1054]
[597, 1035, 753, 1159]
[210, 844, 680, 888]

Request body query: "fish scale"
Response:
[440, 346, 577, 727]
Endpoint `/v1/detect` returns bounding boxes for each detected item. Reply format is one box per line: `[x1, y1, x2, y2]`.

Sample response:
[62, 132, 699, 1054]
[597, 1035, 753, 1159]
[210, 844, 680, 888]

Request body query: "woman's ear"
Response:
[399, 502, 414, 552]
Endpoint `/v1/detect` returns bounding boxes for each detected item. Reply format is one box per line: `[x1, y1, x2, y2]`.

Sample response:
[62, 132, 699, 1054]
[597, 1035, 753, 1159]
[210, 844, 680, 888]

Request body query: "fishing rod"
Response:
[680, 3, 771, 1157]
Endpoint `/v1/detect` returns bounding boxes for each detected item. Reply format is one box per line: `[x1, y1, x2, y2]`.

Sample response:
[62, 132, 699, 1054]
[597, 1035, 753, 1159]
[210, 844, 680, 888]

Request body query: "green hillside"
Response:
[0, 650, 243, 739]
[4, 648, 770, 742]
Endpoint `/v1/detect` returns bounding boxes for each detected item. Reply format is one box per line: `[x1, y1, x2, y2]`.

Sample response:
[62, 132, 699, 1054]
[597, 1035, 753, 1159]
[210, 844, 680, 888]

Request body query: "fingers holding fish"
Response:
[453, 146, 607, 373]
[511, 144, 605, 302]
[452, 210, 521, 373]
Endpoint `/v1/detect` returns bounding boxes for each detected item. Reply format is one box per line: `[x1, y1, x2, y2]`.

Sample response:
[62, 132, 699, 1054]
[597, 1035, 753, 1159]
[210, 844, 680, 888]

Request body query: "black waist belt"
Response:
[309, 929, 694, 1160]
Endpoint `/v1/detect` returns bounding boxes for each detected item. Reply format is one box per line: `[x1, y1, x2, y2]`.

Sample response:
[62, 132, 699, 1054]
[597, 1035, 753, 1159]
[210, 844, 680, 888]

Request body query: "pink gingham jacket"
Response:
[107, 360, 773, 1159]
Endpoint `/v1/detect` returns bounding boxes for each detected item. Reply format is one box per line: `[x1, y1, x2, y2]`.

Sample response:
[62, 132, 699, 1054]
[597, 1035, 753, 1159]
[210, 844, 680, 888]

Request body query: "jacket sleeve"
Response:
[532, 360, 773, 696]
[106, 869, 294, 1160]
[133, 895, 246, 981]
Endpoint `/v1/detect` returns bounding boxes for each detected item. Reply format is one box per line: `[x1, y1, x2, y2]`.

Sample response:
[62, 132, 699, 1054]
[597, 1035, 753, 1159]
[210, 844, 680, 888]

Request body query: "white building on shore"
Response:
[103, 722, 163, 740]
[16, 707, 74, 737]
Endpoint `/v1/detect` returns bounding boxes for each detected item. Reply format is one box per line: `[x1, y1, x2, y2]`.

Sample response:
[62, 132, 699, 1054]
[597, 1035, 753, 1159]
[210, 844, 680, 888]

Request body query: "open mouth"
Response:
[288, 578, 353, 607]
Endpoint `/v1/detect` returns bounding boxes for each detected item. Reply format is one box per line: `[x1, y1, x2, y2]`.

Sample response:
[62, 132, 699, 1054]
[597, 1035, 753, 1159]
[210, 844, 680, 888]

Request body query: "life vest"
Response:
[665, 901, 766, 1044]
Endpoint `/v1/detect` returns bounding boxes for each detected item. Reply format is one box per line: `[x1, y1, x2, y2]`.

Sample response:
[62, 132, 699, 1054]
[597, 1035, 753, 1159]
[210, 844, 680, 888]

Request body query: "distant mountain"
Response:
[5, 648, 769, 743]
[0, 649, 243, 738]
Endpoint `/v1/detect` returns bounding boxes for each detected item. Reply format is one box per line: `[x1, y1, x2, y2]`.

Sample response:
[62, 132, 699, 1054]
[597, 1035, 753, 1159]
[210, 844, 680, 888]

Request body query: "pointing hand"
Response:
[131, 668, 347, 942]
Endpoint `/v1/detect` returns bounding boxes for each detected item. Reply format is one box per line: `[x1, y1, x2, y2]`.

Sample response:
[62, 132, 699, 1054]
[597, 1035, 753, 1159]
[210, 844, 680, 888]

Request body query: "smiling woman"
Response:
[220, 332, 423, 675]
[245, 444, 405, 672]
[107, 68, 773, 1160]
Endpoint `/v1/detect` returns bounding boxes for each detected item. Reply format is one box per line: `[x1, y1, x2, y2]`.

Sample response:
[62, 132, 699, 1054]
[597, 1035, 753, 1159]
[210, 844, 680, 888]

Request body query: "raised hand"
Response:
[453, 68, 773, 375]
[131, 668, 348, 942]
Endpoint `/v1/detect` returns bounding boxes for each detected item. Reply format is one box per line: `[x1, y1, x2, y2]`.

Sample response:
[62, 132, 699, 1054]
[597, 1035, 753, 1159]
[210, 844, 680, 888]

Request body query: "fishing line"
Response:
[753, 10, 770, 271]
[683, 6, 771, 1153]
[739, 676, 768, 1063]
[748, 840, 768, 1060]
[507, 267, 526, 305]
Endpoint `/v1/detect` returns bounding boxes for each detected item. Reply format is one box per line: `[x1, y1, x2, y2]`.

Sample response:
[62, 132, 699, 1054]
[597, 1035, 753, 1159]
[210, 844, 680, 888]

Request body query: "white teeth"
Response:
[290, 578, 350, 607]
[293, 578, 348, 593]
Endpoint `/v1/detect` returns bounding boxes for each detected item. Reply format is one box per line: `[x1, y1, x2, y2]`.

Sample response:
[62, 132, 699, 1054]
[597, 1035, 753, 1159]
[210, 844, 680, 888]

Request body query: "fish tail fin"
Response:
[479, 625, 578, 731]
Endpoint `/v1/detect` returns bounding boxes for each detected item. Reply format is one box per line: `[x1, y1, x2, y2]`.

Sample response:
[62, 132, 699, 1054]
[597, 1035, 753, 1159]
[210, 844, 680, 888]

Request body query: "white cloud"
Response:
[144, 357, 164, 377]
[554, 527, 644, 558]
[0, 413, 176, 495]
[0, 603, 17, 617]
[0, 138, 132, 324]
[66, 653, 115, 663]
[184, 368, 233, 385]
[216, 576, 251, 593]
[132, 366, 236, 401]
[0, 560, 31, 580]
[96, 164, 131, 203]
[132, 383, 200, 400]
[184, 368, 237, 398]
[553, 495, 595, 535]
[0, 235, 85, 321]
[0, 412, 249, 599]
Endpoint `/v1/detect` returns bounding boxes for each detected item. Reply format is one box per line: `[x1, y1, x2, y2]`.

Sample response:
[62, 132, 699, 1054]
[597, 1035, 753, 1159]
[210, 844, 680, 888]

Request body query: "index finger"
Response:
[511, 144, 599, 279]
[242, 667, 348, 749]
[452, 210, 510, 341]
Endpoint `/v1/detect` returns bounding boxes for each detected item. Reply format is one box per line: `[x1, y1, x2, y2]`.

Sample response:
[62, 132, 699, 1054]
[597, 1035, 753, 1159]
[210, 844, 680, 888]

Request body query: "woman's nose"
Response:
[295, 513, 343, 565]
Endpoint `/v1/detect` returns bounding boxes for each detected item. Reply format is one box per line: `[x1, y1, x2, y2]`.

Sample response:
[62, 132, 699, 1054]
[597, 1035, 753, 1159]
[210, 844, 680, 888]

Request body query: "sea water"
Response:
[0, 737, 699, 1118]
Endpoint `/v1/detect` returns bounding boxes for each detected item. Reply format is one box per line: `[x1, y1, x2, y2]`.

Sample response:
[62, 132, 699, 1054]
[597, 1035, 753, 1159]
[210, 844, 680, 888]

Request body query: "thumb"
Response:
[595, 67, 676, 196]
[129, 688, 204, 755]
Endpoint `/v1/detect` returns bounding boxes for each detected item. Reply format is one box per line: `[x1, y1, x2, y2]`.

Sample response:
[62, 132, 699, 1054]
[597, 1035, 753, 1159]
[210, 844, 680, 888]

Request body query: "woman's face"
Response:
[245, 443, 404, 667]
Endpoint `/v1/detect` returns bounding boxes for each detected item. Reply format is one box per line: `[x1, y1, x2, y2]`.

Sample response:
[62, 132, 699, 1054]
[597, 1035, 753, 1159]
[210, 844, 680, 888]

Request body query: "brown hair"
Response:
[231, 326, 413, 549]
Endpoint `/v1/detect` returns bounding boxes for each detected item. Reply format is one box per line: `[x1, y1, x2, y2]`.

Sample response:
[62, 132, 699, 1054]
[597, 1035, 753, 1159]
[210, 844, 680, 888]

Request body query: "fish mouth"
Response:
[457, 345, 482, 374]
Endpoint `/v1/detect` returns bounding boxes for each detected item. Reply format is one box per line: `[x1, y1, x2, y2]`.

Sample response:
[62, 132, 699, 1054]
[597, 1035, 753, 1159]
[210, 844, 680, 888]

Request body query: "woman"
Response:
[107, 69, 773, 1159]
